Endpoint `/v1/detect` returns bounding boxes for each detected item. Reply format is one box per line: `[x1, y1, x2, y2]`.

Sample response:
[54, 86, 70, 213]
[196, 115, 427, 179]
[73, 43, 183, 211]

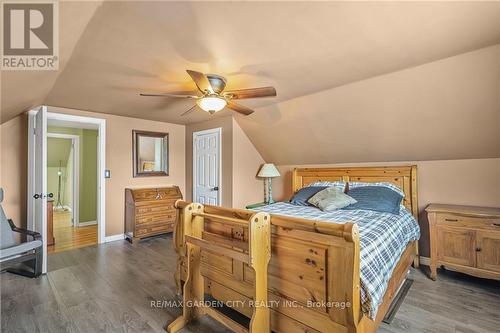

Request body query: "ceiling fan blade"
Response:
[140, 93, 198, 99]
[186, 70, 214, 94]
[224, 86, 276, 100]
[180, 104, 198, 117]
[227, 101, 254, 116]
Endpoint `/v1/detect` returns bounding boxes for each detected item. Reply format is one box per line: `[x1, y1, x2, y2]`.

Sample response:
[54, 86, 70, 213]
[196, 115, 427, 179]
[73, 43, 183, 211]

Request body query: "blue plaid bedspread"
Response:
[250, 202, 420, 319]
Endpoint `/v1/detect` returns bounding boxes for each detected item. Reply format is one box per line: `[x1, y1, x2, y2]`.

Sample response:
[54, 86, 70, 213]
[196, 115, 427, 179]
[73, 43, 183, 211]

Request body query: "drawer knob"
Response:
[445, 218, 458, 222]
[475, 247, 482, 252]
[492, 223, 500, 227]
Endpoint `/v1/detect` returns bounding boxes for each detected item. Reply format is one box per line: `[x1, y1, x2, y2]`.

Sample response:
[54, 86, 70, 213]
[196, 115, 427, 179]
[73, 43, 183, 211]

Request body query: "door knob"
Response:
[33, 193, 52, 199]
[212, 186, 219, 191]
[475, 247, 482, 252]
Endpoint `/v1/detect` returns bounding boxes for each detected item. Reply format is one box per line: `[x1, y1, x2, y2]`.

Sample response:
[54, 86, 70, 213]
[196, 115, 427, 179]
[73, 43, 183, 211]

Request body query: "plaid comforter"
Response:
[251, 202, 420, 319]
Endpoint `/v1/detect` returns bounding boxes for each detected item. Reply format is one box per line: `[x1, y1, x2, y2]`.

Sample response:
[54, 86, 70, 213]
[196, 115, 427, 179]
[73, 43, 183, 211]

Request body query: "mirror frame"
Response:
[132, 130, 169, 177]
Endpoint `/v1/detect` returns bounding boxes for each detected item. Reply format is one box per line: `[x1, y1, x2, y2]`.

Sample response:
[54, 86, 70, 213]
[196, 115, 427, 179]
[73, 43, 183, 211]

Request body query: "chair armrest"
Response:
[8, 219, 42, 241]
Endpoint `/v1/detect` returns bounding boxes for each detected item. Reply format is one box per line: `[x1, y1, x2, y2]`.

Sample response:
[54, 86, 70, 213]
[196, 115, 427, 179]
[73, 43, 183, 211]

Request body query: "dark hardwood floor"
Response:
[1, 235, 499, 333]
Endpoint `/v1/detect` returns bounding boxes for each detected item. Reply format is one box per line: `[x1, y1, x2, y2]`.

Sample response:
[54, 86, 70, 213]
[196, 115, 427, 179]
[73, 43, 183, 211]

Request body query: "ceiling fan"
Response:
[140, 70, 277, 116]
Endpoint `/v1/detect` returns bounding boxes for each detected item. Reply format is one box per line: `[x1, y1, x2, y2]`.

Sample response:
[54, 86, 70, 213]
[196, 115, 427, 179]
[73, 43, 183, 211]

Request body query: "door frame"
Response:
[46, 132, 80, 227]
[28, 109, 106, 251]
[27, 106, 48, 273]
[192, 127, 222, 206]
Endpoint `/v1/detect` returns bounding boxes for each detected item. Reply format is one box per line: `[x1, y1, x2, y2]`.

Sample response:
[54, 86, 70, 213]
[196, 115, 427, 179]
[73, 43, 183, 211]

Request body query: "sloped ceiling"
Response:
[238, 45, 500, 164]
[0, 1, 102, 123]
[2, 1, 500, 163]
[47, 137, 71, 167]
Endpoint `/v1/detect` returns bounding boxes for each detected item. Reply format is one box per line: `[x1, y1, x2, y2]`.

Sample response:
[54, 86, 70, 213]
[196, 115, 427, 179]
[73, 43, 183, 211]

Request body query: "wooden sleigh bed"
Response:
[170, 166, 419, 333]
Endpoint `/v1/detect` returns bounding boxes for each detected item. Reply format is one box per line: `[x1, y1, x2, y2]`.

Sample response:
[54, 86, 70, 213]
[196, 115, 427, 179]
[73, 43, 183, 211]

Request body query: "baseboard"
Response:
[105, 234, 125, 243]
[78, 220, 97, 227]
[419, 256, 430, 266]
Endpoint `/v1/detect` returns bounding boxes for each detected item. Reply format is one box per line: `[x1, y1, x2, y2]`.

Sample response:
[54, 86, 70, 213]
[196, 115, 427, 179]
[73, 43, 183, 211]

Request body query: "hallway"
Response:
[48, 210, 97, 254]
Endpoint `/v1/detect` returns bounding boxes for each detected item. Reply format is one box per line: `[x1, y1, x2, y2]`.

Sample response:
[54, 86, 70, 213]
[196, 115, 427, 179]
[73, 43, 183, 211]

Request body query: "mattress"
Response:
[250, 202, 420, 319]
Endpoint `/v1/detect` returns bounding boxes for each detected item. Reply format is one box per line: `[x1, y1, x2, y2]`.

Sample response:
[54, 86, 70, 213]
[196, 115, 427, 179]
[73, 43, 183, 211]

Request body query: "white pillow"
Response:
[308, 187, 357, 212]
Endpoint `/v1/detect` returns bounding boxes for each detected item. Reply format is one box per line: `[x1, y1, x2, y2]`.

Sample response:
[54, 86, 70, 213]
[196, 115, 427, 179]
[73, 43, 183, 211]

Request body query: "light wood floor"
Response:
[1, 235, 499, 333]
[47, 210, 97, 254]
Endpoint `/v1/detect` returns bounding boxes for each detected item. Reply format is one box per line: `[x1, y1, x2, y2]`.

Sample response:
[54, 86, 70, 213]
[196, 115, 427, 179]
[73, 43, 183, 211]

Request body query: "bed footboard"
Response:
[173, 200, 363, 333]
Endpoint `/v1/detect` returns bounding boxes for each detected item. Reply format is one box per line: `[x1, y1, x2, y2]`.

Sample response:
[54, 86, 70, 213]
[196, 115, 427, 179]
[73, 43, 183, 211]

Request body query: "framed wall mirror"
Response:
[132, 130, 169, 177]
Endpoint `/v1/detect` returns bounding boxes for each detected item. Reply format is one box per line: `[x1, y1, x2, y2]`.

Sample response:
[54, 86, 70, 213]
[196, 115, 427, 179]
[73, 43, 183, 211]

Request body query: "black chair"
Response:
[0, 188, 43, 277]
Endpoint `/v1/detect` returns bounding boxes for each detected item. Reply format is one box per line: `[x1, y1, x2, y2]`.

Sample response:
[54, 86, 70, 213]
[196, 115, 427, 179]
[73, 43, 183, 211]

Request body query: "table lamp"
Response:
[257, 163, 280, 204]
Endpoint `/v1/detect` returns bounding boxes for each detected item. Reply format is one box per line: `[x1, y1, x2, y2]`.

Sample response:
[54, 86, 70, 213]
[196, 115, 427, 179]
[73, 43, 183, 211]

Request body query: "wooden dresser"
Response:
[125, 186, 182, 243]
[426, 204, 500, 281]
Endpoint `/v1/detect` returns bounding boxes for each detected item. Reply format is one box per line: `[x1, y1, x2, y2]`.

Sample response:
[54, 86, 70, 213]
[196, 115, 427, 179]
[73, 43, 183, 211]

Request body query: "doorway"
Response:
[46, 128, 98, 253]
[27, 107, 106, 273]
[193, 128, 221, 205]
[47, 133, 79, 227]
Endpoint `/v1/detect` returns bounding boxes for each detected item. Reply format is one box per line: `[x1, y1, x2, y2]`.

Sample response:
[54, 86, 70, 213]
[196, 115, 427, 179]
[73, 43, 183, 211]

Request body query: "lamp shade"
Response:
[257, 163, 280, 178]
[197, 96, 227, 113]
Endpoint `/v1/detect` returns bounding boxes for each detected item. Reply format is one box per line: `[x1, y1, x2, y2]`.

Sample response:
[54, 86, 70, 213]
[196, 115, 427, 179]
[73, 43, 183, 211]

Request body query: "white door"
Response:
[28, 106, 48, 273]
[193, 128, 221, 205]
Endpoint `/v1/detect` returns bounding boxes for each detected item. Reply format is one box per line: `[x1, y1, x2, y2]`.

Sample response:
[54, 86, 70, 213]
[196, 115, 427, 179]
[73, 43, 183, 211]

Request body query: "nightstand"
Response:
[245, 202, 269, 209]
[426, 204, 500, 281]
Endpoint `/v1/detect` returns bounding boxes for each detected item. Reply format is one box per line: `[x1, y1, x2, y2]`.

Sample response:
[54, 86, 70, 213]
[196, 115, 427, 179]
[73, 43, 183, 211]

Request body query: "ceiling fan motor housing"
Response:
[206, 74, 227, 93]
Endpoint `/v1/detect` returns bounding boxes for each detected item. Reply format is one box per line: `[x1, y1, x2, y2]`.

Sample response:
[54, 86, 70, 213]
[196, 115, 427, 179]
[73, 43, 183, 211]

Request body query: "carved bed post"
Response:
[326, 222, 361, 332]
[173, 200, 204, 294]
[248, 212, 272, 333]
[344, 223, 361, 332]
[168, 202, 204, 332]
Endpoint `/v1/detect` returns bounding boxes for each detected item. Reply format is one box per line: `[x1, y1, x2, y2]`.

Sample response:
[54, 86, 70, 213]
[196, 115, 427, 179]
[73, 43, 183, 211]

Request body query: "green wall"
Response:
[47, 137, 73, 208]
[48, 126, 98, 223]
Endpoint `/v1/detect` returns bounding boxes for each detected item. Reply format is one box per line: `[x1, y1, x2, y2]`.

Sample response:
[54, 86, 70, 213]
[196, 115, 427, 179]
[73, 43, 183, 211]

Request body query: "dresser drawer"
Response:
[136, 211, 176, 226]
[159, 188, 182, 198]
[436, 213, 500, 231]
[136, 203, 175, 215]
[132, 188, 180, 201]
[132, 189, 162, 201]
[135, 223, 174, 236]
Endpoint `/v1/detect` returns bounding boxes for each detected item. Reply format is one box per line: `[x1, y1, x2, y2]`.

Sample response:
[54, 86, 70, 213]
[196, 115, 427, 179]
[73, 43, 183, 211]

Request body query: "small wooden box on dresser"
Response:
[426, 204, 500, 281]
[125, 186, 182, 243]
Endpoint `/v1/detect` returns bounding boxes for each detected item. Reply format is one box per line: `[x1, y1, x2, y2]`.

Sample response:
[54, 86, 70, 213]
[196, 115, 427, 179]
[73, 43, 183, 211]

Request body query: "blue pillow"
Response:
[342, 186, 403, 214]
[348, 181, 405, 198]
[290, 186, 327, 206]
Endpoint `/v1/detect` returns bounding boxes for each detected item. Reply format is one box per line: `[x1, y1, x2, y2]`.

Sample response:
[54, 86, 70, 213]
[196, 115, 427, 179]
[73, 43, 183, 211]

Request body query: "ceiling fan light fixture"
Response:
[197, 95, 227, 114]
[141, 70, 276, 116]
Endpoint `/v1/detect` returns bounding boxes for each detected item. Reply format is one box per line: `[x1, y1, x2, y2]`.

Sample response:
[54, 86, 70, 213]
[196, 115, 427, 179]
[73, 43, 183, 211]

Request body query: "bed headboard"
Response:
[292, 165, 418, 219]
